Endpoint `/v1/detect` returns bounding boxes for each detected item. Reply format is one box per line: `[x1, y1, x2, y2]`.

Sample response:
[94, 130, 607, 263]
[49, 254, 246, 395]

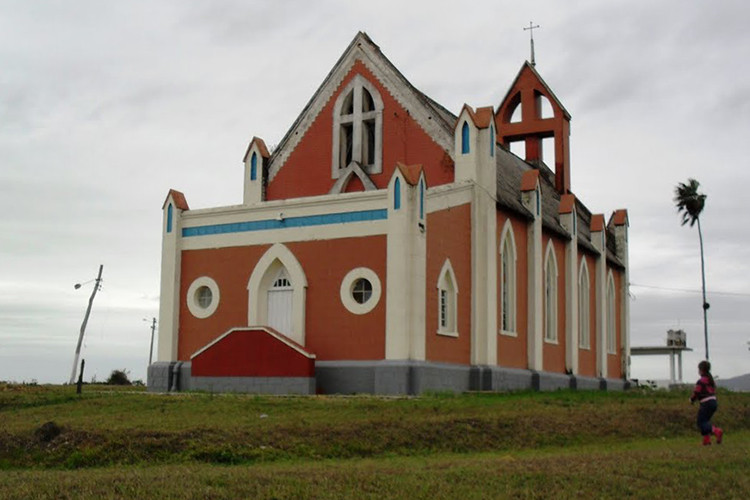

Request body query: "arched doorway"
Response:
[267, 268, 293, 336]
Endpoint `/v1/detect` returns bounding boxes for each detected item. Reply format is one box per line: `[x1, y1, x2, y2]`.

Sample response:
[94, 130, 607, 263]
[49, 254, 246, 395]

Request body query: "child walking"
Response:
[690, 360, 723, 446]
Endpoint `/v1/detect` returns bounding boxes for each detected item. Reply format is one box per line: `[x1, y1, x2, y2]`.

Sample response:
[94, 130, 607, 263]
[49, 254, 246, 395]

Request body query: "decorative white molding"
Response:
[436, 259, 459, 337]
[186, 276, 220, 319]
[499, 219, 518, 336]
[339, 267, 382, 315]
[246, 243, 308, 346]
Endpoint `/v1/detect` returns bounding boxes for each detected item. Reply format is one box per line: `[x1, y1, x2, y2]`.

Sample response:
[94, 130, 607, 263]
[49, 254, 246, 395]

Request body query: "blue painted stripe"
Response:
[182, 209, 388, 237]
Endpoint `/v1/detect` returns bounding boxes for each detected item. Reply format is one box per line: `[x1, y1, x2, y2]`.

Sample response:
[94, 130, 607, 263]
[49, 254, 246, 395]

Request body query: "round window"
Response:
[187, 277, 220, 319]
[352, 278, 372, 304]
[340, 268, 381, 315]
[196, 286, 213, 308]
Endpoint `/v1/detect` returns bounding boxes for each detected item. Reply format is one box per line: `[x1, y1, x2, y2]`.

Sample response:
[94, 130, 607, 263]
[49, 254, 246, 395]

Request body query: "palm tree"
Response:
[674, 178, 709, 360]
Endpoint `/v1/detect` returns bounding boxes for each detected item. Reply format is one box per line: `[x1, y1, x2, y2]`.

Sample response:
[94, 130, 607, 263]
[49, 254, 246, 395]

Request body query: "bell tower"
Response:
[495, 63, 572, 194]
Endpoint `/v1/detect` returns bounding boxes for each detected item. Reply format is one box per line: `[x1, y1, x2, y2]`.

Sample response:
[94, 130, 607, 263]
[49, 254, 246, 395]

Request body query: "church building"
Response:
[148, 32, 631, 394]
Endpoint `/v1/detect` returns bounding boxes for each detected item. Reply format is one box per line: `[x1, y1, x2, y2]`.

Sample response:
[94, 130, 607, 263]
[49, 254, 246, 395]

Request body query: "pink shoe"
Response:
[702, 435, 711, 446]
[713, 427, 723, 444]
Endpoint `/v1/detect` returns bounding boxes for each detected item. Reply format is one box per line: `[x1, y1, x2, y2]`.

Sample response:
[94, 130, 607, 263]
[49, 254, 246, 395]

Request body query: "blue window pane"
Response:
[250, 152, 257, 181]
[166, 204, 173, 233]
[461, 122, 470, 154]
[394, 178, 401, 210]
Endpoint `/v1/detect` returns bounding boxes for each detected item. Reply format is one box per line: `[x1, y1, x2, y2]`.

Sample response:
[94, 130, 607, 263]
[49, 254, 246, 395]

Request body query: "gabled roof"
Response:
[162, 189, 189, 210]
[458, 104, 494, 129]
[396, 162, 424, 186]
[242, 136, 271, 163]
[267, 32, 457, 181]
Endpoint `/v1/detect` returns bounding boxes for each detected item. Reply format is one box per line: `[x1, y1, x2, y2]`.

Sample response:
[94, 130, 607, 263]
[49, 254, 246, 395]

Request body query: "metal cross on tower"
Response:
[524, 22, 541, 67]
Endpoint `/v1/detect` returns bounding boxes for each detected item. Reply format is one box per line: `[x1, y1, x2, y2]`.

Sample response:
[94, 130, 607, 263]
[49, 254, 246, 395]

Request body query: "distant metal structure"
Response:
[631, 329, 693, 385]
[524, 21, 541, 67]
[69, 264, 103, 384]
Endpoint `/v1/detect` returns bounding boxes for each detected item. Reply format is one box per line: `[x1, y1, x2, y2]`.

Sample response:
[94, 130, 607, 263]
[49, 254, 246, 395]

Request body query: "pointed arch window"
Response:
[166, 204, 173, 233]
[394, 177, 401, 210]
[490, 124, 495, 157]
[578, 260, 591, 349]
[419, 179, 425, 219]
[544, 244, 559, 343]
[607, 273, 617, 354]
[332, 75, 383, 178]
[250, 152, 258, 181]
[499, 221, 517, 335]
[461, 121, 470, 154]
[437, 260, 459, 337]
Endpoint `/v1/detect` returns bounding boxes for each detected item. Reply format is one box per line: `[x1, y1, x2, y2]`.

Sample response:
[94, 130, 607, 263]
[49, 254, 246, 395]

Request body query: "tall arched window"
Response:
[437, 260, 458, 337]
[332, 75, 383, 178]
[166, 204, 173, 233]
[461, 121, 470, 154]
[544, 243, 558, 343]
[490, 124, 495, 157]
[607, 273, 617, 354]
[419, 178, 424, 219]
[499, 221, 517, 334]
[250, 152, 257, 181]
[578, 259, 590, 349]
[394, 177, 401, 210]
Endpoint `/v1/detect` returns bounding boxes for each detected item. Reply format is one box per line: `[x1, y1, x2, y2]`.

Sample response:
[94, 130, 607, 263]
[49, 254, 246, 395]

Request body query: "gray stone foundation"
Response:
[148, 359, 630, 395]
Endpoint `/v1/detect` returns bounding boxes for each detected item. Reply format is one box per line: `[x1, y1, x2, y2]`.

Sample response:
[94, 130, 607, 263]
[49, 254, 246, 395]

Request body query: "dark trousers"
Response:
[697, 399, 718, 436]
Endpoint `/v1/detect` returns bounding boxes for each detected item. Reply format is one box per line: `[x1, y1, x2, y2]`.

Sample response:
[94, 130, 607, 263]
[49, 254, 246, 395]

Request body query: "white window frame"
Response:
[544, 242, 559, 344]
[499, 220, 517, 336]
[187, 276, 220, 319]
[578, 259, 591, 350]
[340, 267, 382, 315]
[331, 75, 383, 179]
[437, 259, 459, 337]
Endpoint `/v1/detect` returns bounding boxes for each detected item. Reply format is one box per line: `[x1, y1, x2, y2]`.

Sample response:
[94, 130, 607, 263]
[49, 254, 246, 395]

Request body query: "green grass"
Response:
[1, 383, 749, 498]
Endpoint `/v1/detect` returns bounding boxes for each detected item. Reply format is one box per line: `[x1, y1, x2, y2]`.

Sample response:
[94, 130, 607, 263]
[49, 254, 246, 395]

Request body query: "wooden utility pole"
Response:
[69, 264, 103, 384]
[148, 317, 157, 366]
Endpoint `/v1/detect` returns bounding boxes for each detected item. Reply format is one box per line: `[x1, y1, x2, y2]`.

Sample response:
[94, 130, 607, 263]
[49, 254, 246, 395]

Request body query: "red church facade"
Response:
[148, 33, 630, 394]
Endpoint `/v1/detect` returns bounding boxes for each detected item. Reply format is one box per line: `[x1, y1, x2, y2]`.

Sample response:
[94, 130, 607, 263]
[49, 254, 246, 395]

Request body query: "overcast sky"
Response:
[2, 0, 748, 384]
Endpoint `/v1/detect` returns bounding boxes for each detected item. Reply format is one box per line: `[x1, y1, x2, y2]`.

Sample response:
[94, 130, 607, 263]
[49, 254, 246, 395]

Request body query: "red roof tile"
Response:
[559, 194, 576, 214]
[612, 209, 628, 226]
[590, 214, 605, 232]
[242, 136, 271, 163]
[396, 162, 424, 186]
[163, 189, 189, 210]
[520, 170, 540, 192]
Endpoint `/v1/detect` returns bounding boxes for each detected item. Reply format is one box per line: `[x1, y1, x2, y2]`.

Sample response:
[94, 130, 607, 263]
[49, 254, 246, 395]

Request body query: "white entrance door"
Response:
[267, 268, 293, 336]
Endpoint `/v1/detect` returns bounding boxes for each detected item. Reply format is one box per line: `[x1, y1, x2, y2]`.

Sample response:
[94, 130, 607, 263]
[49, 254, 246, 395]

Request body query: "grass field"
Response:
[1, 383, 749, 499]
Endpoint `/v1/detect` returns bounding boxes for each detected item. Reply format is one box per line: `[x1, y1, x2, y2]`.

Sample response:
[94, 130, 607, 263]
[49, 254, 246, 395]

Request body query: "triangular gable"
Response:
[242, 136, 271, 163]
[396, 162, 425, 186]
[497, 61, 571, 122]
[267, 32, 455, 182]
[162, 189, 189, 210]
[457, 104, 494, 130]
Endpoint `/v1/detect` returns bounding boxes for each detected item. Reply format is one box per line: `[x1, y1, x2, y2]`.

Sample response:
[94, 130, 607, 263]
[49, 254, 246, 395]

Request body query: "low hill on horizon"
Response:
[718, 372, 750, 392]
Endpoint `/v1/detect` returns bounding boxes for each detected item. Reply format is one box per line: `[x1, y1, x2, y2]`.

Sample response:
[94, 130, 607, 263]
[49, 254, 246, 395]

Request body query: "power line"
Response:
[630, 282, 750, 297]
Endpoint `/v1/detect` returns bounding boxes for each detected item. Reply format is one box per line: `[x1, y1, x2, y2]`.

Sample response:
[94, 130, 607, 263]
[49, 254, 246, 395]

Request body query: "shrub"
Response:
[106, 369, 132, 386]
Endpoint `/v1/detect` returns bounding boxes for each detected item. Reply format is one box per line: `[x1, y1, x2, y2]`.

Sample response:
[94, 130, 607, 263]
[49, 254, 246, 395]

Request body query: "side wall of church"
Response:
[578, 251, 598, 377]
[608, 266, 624, 378]
[542, 234, 568, 373]
[425, 203, 472, 364]
[496, 212, 529, 369]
